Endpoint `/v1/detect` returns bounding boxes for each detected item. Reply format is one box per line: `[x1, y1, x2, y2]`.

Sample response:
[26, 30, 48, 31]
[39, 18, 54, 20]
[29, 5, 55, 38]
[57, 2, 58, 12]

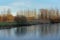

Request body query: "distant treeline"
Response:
[0, 8, 60, 22]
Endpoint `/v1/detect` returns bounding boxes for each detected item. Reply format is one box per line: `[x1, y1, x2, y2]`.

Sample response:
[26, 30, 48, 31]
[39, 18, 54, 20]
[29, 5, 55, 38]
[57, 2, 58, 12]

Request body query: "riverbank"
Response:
[0, 21, 59, 29]
[0, 22, 38, 29]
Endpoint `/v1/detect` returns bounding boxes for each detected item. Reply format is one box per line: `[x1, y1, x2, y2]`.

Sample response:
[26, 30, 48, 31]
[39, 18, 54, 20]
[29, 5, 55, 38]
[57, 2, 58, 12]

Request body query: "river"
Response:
[0, 23, 60, 40]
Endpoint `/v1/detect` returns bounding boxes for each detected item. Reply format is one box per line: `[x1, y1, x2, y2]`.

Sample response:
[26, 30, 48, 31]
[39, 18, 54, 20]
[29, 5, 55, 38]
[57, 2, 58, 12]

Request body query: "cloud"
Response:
[0, 1, 32, 15]
[0, 6, 9, 9]
[10, 1, 31, 7]
[12, 2, 25, 6]
[0, 6, 12, 11]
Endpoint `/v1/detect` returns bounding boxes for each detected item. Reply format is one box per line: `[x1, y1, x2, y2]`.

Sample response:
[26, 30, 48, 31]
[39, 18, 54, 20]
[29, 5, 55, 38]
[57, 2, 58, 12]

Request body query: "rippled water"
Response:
[0, 23, 60, 40]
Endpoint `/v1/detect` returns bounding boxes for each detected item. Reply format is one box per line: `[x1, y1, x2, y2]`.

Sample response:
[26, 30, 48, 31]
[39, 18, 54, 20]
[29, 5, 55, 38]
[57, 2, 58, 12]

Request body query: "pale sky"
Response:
[0, 0, 60, 15]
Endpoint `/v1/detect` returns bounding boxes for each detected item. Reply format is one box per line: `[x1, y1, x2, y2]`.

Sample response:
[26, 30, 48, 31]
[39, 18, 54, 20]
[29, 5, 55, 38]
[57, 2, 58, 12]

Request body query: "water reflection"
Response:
[15, 27, 27, 36]
[40, 24, 59, 36]
[0, 23, 60, 40]
[14, 23, 60, 37]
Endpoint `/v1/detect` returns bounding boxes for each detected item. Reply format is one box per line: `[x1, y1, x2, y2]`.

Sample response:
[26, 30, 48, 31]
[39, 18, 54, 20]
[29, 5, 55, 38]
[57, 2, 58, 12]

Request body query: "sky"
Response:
[0, 0, 60, 15]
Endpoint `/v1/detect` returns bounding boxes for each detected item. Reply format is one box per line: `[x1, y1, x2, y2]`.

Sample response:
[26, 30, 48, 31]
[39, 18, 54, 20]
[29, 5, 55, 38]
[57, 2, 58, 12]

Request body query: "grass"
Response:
[0, 21, 38, 27]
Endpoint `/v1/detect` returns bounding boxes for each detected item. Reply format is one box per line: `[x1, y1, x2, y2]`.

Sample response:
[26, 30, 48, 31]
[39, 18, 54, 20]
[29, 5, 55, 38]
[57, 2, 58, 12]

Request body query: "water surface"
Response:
[0, 23, 60, 40]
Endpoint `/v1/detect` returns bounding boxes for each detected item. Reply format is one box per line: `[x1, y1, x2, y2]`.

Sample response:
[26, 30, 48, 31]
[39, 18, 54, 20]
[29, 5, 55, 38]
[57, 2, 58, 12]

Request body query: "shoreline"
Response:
[0, 22, 59, 29]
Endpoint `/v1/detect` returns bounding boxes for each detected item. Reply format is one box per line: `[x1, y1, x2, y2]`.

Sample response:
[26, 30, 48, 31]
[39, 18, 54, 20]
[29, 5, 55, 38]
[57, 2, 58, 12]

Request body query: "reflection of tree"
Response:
[40, 24, 49, 35]
[6, 29, 11, 36]
[15, 27, 27, 36]
[40, 24, 59, 36]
